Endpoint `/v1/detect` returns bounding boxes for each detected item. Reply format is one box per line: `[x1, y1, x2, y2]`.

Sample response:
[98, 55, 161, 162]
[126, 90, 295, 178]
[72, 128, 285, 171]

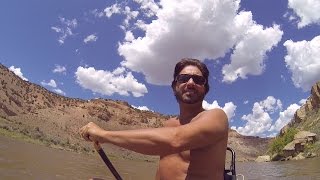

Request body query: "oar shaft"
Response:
[94, 142, 123, 180]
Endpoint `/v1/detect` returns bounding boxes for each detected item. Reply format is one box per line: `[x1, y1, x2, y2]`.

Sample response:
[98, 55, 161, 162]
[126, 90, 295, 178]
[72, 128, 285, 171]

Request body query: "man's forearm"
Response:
[100, 127, 179, 156]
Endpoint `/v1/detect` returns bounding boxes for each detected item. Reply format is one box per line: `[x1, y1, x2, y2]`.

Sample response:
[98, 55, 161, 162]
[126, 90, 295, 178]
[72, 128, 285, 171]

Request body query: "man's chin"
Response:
[181, 97, 202, 104]
[174, 92, 204, 104]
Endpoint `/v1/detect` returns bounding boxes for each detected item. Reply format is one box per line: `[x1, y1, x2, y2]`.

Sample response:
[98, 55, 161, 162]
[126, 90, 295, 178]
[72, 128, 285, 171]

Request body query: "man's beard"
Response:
[174, 89, 205, 104]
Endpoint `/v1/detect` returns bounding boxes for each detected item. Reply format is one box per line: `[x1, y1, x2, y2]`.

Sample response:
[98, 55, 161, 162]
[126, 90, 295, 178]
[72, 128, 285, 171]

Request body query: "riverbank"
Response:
[0, 124, 158, 163]
[0, 125, 89, 154]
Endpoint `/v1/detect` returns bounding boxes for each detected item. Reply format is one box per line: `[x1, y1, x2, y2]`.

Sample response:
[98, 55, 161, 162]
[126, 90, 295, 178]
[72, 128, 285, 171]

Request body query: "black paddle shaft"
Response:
[94, 143, 123, 180]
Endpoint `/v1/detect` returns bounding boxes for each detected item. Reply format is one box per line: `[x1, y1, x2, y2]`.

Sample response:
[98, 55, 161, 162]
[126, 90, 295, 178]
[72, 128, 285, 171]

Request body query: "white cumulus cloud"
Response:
[222, 23, 283, 83]
[258, 96, 282, 114]
[53, 88, 66, 96]
[203, 100, 237, 120]
[110, 0, 283, 85]
[75, 66, 148, 97]
[41, 79, 57, 88]
[125, 31, 135, 42]
[132, 105, 150, 111]
[123, 6, 139, 28]
[41, 79, 66, 96]
[51, 17, 77, 44]
[299, 98, 307, 105]
[237, 103, 273, 137]
[104, 4, 121, 18]
[90, 9, 104, 18]
[9, 66, 28, 81]
[233, 96, 282, 137]
[284, 35, 320, 91]
[269, 103, 300, 134]
[133, 0, 160, 17]
[287, 0, 320, 28]
[84, 34, 98, 44]
[53, 65, 66, 74]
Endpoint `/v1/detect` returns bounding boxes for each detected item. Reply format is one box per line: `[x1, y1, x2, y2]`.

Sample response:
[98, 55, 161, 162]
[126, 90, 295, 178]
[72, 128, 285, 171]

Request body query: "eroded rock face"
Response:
[282, 131, 317, 159]
[310, 82, 320, 110]
[294, 131, 317, 142]
[281, 81, 320, 135]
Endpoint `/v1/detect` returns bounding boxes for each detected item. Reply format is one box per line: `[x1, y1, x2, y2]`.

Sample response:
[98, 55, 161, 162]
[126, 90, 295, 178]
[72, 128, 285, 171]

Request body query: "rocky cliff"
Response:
[276, 81, 320, 160]
[0, 64, 268, 161]
[281, 81, 320, 136]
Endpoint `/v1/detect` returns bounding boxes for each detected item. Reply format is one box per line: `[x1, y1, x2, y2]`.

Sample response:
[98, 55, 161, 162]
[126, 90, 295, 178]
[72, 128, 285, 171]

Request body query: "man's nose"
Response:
[186, 78, 196, 86]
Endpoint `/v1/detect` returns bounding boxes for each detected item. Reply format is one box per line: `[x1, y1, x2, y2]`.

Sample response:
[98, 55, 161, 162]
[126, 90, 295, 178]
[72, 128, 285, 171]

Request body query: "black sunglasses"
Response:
[176, 74, 206, 85]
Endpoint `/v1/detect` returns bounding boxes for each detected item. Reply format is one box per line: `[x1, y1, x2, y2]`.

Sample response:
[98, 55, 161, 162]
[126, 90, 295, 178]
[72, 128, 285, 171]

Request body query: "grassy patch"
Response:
[0, 126, 44, 145]
[0, 126, 87, 153]
[305, 142, 320, 155]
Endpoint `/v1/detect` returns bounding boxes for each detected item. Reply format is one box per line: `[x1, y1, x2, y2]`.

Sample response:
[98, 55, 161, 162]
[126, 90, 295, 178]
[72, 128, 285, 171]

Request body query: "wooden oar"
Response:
[94, 142, 123, 180]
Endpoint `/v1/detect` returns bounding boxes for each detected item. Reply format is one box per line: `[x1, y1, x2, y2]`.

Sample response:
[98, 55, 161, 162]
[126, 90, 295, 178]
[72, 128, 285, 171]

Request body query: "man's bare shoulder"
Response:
[194, 108, 229, 128]
[203, 108, 227, 118]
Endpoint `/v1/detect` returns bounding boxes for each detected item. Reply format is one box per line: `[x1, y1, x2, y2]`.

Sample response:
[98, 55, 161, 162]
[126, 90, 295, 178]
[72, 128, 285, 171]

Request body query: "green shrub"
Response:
[268, 137, 284, 155]
[283, 127, 298, 144]
[268, 127, 298, 155]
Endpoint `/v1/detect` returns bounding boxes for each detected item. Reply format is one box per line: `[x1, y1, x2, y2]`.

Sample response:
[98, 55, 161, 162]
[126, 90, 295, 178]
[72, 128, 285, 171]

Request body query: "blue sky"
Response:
[1, 0, 319, 137]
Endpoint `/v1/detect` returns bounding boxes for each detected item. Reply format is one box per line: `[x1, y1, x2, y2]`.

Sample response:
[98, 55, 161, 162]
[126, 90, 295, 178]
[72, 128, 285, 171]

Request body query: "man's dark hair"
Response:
[171, 58, 210, 94]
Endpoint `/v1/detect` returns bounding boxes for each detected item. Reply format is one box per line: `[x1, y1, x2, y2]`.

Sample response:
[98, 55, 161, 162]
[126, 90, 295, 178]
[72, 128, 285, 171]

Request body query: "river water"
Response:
[1, 135, 319, 180]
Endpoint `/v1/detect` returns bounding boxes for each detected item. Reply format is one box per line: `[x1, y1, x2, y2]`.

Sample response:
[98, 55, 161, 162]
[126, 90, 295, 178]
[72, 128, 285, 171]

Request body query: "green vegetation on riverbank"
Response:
[268, 127, 298, 155]
[0, 117, 156, 163]
[296, 109, 320, 136]
[305, 142, 320, 155]
[0, 116, 90, 153]
[0, 125, 44, 144]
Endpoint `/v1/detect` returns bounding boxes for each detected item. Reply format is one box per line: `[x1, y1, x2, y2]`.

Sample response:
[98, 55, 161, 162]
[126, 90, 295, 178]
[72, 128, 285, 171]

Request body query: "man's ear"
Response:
[172, 88, 177, 96]
[171, 84, 176, 94]
[171, 80, 176, 90]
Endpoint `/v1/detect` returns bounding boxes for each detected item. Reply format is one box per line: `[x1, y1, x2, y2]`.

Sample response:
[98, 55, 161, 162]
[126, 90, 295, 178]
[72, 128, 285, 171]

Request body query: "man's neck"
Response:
[178, 102, 204, 124]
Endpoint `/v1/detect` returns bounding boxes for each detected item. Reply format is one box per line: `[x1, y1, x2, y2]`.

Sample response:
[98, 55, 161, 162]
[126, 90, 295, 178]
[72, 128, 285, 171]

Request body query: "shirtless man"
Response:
[80, 58, 229, 180]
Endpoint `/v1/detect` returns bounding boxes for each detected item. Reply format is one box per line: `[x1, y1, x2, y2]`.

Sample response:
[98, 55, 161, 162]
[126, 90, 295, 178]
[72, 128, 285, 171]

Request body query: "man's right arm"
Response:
[80, 108, 228, 156]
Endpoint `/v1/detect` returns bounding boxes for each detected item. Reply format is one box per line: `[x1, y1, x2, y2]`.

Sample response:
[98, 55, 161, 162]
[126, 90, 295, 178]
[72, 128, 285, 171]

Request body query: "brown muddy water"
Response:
[1, 135, 320, 180]
[0, 136, 157, 180]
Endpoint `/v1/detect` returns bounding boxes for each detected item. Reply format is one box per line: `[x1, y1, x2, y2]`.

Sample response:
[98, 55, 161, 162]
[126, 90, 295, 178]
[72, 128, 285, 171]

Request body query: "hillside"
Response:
[279, 81, 320, 156]
[0, 63, 269, 162]
[281, 81, 320, 136]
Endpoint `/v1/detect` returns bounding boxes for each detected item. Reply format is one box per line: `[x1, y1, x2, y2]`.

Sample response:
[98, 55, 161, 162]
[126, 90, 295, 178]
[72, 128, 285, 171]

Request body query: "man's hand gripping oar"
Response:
[80, 122, 123, 180]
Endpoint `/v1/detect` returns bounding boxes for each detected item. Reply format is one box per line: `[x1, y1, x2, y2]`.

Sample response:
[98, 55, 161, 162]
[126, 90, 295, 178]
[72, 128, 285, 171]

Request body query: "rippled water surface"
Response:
[1, 136, 320, 180]
[0, 136, 157, 180]
[236, 157, 320, 180]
